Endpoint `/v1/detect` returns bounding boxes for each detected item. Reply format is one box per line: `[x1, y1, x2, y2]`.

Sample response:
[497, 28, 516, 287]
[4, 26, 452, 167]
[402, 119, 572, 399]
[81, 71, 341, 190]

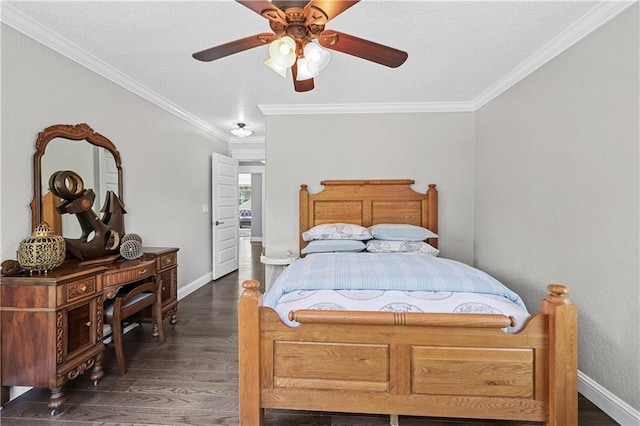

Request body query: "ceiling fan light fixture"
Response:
[193, 1, 408, 92]
[264, 57, 288, 78]
[304, 42, 330, 74]
[268, 36, 296, 68]
[295, 57, 316, 81]
[231, 123, 252, 138]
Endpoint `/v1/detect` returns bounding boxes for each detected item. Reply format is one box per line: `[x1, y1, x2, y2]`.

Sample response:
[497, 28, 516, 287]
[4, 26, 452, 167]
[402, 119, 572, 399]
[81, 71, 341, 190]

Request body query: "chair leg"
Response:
[112, 320, 126, 376]
[153, 301, 165, 344]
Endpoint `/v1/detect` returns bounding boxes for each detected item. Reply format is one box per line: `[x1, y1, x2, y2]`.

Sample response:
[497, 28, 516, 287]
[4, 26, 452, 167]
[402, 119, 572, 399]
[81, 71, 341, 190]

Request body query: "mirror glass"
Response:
[40, 139, 118, 237]
[32, 123, 123, 239]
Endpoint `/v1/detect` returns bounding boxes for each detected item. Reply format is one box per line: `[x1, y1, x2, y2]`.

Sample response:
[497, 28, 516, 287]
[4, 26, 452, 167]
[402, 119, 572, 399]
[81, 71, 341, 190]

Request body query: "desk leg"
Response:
[1, 385, 9, 406]
[90, 352, 104, 386]
[48, 386, 65, 415]
[168, 306, 178, 325]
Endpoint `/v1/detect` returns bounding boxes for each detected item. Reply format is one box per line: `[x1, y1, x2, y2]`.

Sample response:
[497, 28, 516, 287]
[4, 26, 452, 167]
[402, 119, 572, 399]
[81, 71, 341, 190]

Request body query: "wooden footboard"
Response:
[238, 281, 577, 425]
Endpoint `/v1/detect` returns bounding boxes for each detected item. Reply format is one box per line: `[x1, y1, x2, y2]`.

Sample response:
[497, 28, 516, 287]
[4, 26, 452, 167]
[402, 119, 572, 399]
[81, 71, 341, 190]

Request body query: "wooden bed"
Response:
[238, 179, 577, 425]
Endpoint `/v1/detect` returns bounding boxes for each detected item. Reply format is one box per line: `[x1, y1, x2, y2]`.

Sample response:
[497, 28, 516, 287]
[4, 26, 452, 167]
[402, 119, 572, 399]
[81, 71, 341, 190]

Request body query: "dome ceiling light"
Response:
[231, 123, 253, 138]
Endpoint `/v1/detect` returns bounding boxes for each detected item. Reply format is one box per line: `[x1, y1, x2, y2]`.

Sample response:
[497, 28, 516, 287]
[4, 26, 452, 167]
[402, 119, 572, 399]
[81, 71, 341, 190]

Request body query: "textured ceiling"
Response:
[3, 1, 623, 142]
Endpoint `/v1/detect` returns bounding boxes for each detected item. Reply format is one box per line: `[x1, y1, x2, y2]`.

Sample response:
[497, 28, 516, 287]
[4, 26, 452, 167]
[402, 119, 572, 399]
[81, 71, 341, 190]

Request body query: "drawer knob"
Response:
[138, 269, 147, 275]
[78, 284, 87, 293]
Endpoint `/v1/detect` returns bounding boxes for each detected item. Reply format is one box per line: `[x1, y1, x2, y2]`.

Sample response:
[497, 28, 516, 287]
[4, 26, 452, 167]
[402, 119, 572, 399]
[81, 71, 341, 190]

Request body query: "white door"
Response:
[98, 148, 119, 204]
[211, 153, 239, 279]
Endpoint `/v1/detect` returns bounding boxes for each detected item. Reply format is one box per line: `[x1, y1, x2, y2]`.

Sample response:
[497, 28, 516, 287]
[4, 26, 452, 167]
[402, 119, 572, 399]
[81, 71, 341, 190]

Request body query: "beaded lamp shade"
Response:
[17, 223, 66, 274]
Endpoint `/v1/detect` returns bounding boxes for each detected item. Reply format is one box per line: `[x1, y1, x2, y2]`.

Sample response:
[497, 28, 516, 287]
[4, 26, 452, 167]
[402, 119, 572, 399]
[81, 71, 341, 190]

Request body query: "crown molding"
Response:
[0, 2, 230, 142]
[258, 101, 476, 115]
[473, 1, 636, 109]
[229, 136, 266, 143]
[230, 146, 265, 161]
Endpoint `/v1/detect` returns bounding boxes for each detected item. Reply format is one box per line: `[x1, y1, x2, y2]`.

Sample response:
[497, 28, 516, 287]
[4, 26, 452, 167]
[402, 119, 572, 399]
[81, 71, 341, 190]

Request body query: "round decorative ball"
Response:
[120, 239, 143, 260]
[121, 233, 142, 244]
[17, 223, 66, 274]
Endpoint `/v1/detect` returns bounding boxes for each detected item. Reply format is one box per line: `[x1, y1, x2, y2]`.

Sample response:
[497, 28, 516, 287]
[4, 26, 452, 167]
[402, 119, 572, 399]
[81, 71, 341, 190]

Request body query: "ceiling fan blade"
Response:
[236, 0, 287, 24]
[305, 0, 359, 25]
[318, 30, 408, 68]
[292, 62, 315, 92]
[192, 33, 276, 62]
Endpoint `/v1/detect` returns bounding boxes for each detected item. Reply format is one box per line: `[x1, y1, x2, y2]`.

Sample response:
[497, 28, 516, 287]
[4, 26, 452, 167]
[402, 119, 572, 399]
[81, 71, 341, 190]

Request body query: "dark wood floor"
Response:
[1, 240, 618, 425]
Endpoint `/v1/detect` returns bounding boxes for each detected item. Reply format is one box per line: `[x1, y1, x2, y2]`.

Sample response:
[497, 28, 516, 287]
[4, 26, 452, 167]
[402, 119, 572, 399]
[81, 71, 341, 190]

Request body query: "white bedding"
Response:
[265, 252, 531, 333]
[274, 288, 530, 333]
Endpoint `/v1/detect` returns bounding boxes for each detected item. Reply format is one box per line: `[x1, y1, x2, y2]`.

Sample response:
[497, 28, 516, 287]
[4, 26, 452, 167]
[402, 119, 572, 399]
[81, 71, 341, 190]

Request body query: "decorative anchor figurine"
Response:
[49, 170, 126, 260]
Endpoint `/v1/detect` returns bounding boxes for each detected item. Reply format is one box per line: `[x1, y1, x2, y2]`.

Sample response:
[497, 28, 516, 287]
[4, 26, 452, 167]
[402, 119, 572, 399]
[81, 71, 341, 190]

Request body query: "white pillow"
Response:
[302, 240, 366, 254]
[302, 223, 372, 241]
[368, 223, 438, 241]
[366, 240, 439, 256]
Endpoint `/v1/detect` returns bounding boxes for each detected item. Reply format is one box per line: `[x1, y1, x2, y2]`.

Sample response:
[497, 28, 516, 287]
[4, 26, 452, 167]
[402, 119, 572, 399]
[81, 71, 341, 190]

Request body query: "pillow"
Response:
[302, 223, 372, 241]
[368, 223, 438, 241]
[366, 240, 439, 256]
[301, 240, 366, 254]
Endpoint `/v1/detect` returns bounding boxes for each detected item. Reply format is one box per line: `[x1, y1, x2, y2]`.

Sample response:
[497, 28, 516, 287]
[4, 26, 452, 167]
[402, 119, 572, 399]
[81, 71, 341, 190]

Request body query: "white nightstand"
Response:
[260, 253, 298, 290]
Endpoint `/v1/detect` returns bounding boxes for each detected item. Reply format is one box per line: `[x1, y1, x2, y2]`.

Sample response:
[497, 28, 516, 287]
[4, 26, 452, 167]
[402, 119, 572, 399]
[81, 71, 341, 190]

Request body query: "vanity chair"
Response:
[103, 274, 165, 376]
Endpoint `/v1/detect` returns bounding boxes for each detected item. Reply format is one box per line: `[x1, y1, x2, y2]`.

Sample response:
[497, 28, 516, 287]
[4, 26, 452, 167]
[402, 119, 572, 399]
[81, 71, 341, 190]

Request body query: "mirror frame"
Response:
[32, 123, 123, 230]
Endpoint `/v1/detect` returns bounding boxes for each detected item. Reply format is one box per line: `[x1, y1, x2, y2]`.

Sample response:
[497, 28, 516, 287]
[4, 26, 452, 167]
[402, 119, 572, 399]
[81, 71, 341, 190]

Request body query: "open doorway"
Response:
[238, 173, 252, 239]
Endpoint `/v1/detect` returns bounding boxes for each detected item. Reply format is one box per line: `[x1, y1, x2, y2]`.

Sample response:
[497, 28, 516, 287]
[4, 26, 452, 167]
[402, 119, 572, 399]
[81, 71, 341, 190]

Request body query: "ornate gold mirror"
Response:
[32, 124, 124, 258]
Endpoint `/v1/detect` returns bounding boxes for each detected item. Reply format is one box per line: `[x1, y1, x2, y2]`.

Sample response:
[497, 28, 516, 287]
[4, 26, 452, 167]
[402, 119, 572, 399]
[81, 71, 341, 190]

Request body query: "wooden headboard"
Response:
[299, 179, 438, 253]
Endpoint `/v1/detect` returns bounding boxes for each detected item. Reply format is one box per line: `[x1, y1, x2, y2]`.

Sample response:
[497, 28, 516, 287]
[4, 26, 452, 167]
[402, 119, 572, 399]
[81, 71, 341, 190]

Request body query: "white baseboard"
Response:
[250, 237, 263, 242]
[579, 370, 640, 425]
[7, 386, 31, 403]
[177, 272, 212, 300]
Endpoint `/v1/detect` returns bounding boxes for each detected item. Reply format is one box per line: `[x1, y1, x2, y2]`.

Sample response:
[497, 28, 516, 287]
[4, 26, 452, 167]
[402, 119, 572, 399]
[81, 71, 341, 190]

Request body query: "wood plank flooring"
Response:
[1, 240, 619, 425]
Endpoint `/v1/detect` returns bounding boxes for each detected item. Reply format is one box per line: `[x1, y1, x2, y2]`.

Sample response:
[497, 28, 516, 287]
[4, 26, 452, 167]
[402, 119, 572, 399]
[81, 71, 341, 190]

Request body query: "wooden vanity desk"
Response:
[2, 124, 180, 412]
[0, 247, 179, 413]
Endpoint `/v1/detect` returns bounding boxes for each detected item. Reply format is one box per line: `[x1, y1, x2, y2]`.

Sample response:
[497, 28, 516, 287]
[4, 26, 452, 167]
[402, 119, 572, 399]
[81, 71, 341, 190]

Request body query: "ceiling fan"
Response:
[192, 0, 408, 92]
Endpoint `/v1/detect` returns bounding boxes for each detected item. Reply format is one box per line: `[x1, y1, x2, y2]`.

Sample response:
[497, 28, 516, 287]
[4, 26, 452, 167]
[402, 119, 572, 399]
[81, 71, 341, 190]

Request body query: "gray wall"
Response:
[1, 24, 227, 288]
[264, 112, 476, 264]
[474, 5, 639, 410]
[251, 172, 263, 240]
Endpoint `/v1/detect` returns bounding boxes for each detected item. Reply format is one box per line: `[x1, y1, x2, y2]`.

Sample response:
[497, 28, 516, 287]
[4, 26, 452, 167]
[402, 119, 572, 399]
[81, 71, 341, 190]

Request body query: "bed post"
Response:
[426, 184, 438, 248]
[238, 280, 264, 425]
[299, 184, 309, 254]
[540, 284, 578, 426]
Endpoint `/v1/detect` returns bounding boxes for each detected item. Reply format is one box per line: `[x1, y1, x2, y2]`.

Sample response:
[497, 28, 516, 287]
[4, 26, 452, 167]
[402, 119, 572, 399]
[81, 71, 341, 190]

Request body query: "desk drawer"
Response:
[157, 252, 177, 271]
[103, 260, 156, 287]
[66, 277, 98, 303]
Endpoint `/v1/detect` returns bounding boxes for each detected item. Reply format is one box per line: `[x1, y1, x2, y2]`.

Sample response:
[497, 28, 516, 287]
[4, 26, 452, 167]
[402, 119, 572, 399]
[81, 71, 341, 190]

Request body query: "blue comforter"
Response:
[264, 252, 527, 310]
